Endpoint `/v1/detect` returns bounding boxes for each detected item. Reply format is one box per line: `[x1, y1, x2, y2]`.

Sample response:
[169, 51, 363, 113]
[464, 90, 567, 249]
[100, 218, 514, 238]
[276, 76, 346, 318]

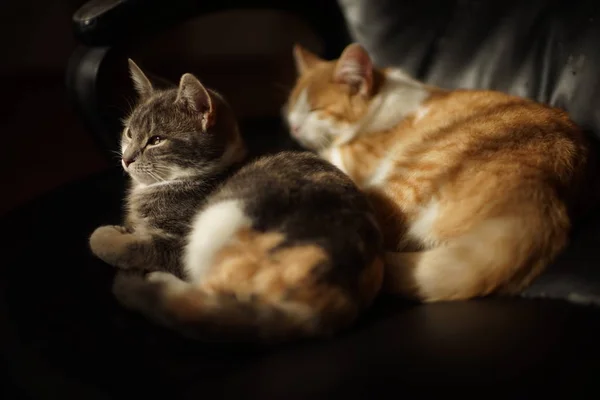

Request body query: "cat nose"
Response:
[290, 124, 300, 135]
[122, 156, 136, 168]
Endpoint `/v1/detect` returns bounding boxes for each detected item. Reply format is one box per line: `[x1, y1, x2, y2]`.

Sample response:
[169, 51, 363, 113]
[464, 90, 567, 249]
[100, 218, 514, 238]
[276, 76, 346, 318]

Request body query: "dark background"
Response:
[1, 0, 321, 216]
[3, 1, 108, 216]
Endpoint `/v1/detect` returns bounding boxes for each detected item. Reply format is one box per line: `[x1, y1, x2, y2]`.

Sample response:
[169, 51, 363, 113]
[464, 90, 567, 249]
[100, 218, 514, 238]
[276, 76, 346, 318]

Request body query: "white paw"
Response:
[147, 271, 188, 295]
[90, 225, 125, 244]
[147, 271, 177, 283]
[89, 225, 129, 266]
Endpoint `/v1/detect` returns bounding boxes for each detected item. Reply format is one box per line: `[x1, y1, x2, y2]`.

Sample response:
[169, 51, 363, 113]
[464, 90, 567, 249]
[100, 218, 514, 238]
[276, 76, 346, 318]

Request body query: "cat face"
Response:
[122, 61, 243, 185]
[285, 43, 377, 151]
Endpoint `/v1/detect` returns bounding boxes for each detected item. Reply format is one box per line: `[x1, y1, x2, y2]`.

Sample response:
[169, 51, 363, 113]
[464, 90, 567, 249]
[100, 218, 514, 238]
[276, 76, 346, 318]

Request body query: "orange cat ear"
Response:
[333, 43, 373, 96]
[128, 59, 153, 100]
[176, 73, 214, 131]
[293, 44, 322, 74]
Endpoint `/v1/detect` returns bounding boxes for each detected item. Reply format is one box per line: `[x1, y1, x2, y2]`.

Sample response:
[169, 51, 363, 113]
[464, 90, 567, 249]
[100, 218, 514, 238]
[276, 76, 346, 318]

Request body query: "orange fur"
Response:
[137, 226, 383, 340]
[287, 43, 596, 302]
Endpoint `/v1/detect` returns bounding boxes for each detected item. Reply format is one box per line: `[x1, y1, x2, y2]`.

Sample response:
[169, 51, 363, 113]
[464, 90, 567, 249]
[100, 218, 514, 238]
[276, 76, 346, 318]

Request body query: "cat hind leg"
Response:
[383, 217, 567, 302]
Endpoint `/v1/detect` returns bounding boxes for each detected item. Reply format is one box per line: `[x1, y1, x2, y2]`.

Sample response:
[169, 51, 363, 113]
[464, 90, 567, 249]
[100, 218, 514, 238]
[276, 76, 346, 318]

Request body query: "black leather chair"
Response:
[3, 0, 600, 398]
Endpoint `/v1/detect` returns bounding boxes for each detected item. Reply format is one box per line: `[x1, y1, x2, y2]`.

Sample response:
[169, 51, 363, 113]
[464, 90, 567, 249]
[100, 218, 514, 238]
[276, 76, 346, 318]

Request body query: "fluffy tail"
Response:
[112, 257, 382, 343]
[111, 201, 384, 341]
[383, 216, 569, 302]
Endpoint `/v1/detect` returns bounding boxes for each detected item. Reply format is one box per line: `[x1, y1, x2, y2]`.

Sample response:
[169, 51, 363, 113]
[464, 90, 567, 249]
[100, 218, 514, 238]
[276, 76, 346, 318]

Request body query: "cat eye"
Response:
[147, 136, 162, 146]
[125, 128, 132, 138]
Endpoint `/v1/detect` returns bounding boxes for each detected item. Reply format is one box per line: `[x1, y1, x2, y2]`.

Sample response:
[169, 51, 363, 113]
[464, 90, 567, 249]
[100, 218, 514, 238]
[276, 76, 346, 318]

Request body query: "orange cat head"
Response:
[285, 43, 381, 151]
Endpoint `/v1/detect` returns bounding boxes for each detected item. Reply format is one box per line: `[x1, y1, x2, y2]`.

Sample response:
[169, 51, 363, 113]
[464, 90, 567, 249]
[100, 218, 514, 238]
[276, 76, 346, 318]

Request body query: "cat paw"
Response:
[146, 271, 177, 283]
[147, 271, 188, 295]
[89, 225, 130, 267]
[90, 225, 126, 244]
[112, 225, 131, 234]
[112, 271, 147, 310]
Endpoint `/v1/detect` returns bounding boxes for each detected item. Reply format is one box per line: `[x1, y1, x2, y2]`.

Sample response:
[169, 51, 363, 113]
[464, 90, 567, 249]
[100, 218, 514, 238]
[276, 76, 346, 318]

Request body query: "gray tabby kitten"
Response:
[89, 60, 384, 342]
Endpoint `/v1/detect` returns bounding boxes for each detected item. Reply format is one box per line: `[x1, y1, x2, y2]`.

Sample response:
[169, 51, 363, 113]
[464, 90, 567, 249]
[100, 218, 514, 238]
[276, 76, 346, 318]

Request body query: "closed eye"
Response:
[125, 127, 132, 139]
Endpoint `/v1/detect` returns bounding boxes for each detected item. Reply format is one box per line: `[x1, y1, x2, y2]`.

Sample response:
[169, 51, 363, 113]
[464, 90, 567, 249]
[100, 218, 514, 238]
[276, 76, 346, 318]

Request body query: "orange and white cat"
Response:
[285, 43, 597, 303]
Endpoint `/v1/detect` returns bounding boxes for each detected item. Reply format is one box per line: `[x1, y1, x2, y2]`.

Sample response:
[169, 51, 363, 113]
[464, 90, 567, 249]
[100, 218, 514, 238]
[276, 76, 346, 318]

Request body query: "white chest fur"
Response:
[325, 148, 348, 174]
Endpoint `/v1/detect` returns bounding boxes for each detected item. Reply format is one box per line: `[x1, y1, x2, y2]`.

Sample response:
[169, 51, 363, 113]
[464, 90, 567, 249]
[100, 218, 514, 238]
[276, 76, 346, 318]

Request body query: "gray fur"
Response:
[89, 62, 383, 341]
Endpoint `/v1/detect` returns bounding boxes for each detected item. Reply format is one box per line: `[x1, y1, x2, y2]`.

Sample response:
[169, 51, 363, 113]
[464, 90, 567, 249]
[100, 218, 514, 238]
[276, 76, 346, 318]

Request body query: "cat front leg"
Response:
[89, 225, 149, 270]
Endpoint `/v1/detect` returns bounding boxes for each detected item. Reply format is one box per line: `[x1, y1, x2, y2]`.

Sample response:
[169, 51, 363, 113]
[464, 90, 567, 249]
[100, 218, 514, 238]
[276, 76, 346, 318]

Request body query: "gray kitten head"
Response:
[121, 60, 245, 186]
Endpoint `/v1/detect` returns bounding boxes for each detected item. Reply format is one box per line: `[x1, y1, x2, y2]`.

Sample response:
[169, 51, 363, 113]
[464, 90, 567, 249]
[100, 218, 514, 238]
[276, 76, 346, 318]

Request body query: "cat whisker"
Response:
[314, 133, 331, 148]
[111, 150, 123, 161]
[147, 171, 165, 183]
[152, 167, 171, 180]
[120, 95, 137, 116]
[151, 169, 170, 183]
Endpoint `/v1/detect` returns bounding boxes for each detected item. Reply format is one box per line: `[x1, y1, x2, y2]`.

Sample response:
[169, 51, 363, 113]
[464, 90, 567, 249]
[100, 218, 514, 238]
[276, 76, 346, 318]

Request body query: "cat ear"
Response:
[293, 44, 323, 74]
[128, 59, 153, 100]
[333, 43, 373, 96]
[176, 73, 214, 131]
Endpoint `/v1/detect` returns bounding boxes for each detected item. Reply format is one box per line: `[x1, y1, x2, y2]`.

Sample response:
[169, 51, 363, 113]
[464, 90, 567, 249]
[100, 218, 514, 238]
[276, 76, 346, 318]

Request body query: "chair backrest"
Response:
[338, 0, 600, 137]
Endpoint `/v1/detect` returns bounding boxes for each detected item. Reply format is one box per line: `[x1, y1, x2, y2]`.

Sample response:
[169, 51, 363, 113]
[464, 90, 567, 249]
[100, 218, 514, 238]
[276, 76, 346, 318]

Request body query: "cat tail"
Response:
[382, 215, 569, 302]
[112, 256, 381, 343]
